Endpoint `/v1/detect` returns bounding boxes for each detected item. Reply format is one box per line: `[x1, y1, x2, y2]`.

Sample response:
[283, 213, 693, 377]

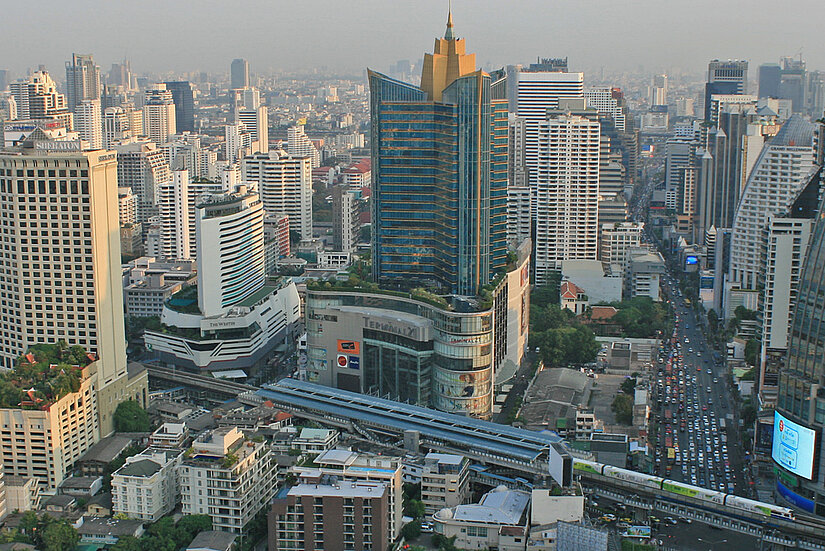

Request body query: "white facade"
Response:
[286, 124, 320, 168]
[584, 86, 626, 132]
[728, 116, 816, 291]
[224, 122, 252, 163]
[236, 106, 268, 153]
[534, 113, 600, 284]
[103, 107, 135, 149]
[74, 99, 102, 149]
[143, 85, 176, 146]
[421, 453, 469, 515]
[763, 218, 813, 351]
[515, 70, 584, 197]
[242, 150, 313, 238]
[196, 189, 265, 318]
[180, 428, 275, 534]
[159, 170, 194, 260]
[118, 187, 137, 226]
[600, 222, 643, 272]
[507, 186, 531, 250]
[117, 141, 172, 223]
[112, 448, 183, 522]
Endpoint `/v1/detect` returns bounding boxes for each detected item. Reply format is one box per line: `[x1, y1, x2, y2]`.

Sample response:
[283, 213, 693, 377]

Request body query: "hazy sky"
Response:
[2, 0, 823, 79]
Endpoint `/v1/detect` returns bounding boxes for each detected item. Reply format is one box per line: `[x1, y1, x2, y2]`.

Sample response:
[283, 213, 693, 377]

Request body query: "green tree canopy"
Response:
[612, 393, 634, 425]
[113, 400, 151, 432]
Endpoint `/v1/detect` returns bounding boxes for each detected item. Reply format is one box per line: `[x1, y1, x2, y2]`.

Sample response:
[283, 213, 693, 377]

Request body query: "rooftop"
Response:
[77, 435, 136, 465]
[287, 481, 387, 499]
[115, 459, 161, 478]
[443, 486, 530, 525]
[186, 530, 237, 551]
[77, 517, 144, 537]
[0, 344, 94, 409]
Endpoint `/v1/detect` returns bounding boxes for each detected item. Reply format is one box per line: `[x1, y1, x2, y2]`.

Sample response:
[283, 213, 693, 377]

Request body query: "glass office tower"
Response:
[369, 13, 506, 296]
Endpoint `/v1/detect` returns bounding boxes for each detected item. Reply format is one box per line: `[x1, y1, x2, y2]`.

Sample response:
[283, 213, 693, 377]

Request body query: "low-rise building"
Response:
[5, 476, 39, 512]
[560, 281, 588, 315]
[112, 448, 183, 522]
[125, 273, 188, 318]
[626, 247, 665, 301]
[58, 476, 103, 498]
[432, 486, 530, 551]
[186, 530, 237, 551]
[421, 453, 470, 515]
[268, 477, 389, 551]
[293, 428, 339, 453]
[180, 427, 275, 534]
[77, 517, 145, 546]
[76, 435, 140, 477]
[149, 422, 189, 448]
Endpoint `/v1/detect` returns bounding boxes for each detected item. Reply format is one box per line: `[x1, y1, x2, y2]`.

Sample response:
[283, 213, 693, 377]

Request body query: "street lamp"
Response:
[697, 537, 727, 550]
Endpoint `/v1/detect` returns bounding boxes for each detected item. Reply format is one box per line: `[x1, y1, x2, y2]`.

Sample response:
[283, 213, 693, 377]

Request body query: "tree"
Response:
[113, 400, 150, 432]
[401, 520, 422, 540]
[177, 515, 212, 537]
[744, 339, 759, 367]
[612, 393, 634, 425]
[621, 377, 637, 395]
[40, 521, 79, 551]
[110, 536, 143, 551]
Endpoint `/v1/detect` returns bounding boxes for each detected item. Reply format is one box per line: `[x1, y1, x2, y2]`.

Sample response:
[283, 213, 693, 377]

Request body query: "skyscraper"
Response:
[286, 125, 320, 168]
[758, 63, 781, 98]
[116, 141, 173, 222]
[704, 59, 748, 120]
[775, 187, 825, 516]
[533, 99, 601, 284]
[231, 58, 249, 90]
[369, 12, 507, 295]
[163, 81, 195, 132]
[74, 99, 102, 149]
[242, 150, 313, 238]
[65, 53, 101, 112]
[9, 71, 73, 129]
[0, 135, 147, 436]
[143, 84, 176, 145]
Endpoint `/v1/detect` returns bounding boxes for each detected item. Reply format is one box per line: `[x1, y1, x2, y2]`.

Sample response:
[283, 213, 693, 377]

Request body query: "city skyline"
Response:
[1, 0, 823, 77]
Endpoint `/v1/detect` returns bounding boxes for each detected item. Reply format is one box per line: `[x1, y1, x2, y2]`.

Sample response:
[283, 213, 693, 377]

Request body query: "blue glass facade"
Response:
[776, 198, 825, 515]
[369, 70, 507, 296]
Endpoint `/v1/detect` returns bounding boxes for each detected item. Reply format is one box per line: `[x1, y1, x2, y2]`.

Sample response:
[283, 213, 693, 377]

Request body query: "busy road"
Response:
[653, 274, 749, 497]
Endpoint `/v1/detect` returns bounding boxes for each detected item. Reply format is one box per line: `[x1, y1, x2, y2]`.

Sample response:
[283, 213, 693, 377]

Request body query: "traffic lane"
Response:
[653, 520, 759, 550]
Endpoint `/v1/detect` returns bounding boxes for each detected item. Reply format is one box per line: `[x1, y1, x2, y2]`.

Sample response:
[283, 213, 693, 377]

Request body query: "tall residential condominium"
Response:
[143, 84, 177, 145]
[159, 171, 224, 261]
[116, 141, 172, 222]
[242, 150, 313, 238]
[0, 138, 148, 437]
[65, 53, 101, 112]
[8, 71, 73, 129]
[368, 12, 507, 295]
[230, 58, 250, 90]
[728, 115, 816, 292]
[102, 106, 132, 149]
[163, 81, 195, 133]
[286, 124, 320, 168]
[332, 185, 360, 252]
[775, 191, 825, 516]
[533, 100, 601, 284]
[584, 87, 626, 132]
[74, 99, 102, 150]
[236, 105, 268, 153]
[704, 59, 748, 119]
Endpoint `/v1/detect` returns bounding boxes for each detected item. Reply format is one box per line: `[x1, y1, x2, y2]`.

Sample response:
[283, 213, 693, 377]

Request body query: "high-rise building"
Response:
[775, 193, 825, 516]
[103, 106, 132, 149]
[230, 59, 250, 90]
[158, 170, 194, 260]
[0, 137, 148, 436]
[332, 185, 360, 252]
[236, 105, 268, 153]
[65, 53, 101, 112]
[704, 59, 748, 120]
[225, 122, 252, 163]
[759, 63, 782, 99]
[533, 100, 601, 284]
[600, 222, 644, 270]
[650, 74, 668, 106]
[779, 57, 807, 113]
[286, 124, 320, 168]
[111, 448, 183, 522]
[163, 81, 195, 133]
[242, 150, 313, 239]
[74, 99, 102, 149]
[9, 71, 73, 129]
[369, 12, 507, 295]
[728, 115, 815, 291]
[116, 141, 173, 222]
[143, 84, 176, 145]
[584, 87, 626, 132]
[511, 67, 584, 202]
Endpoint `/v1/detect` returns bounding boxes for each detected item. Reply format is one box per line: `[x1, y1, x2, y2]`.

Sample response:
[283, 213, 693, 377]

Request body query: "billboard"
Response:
[622, 526, 652, 538]
[773, 411, 817, 480]
[337, 340, 360, 354]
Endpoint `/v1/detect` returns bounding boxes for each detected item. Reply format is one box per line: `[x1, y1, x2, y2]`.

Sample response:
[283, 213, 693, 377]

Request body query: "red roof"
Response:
[560, 281, 584, 300]
[590, 306, 618, 320]
[274, 411, 293, 422]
